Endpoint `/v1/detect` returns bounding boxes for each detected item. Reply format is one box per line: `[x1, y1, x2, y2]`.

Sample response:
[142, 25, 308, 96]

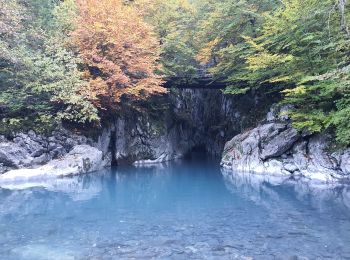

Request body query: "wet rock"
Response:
[283, 162, 298, 173]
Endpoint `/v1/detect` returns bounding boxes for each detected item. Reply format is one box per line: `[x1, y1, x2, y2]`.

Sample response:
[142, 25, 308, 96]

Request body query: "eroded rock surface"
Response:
[99, 88, 277, 165]
[0, 129, 94, 174]
[0, 145, 107, 183]
[221, 106, 350, 182]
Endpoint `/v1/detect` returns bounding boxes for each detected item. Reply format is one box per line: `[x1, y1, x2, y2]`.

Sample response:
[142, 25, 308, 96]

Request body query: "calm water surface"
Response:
[0, 159, 350, 259]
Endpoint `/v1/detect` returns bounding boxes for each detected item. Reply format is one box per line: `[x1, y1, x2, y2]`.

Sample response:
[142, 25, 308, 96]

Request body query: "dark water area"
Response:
[0, 158, 350, 259]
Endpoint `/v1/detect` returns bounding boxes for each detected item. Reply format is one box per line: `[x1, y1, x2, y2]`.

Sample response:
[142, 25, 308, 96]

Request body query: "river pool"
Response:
[0, 159, 350, 259]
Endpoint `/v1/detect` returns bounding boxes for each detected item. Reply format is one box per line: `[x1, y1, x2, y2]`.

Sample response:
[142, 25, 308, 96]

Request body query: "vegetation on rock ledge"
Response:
[0, 0, 349, 146]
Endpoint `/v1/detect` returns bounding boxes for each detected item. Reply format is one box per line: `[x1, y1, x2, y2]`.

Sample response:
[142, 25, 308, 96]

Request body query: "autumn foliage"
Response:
[73, 0, 165, 110]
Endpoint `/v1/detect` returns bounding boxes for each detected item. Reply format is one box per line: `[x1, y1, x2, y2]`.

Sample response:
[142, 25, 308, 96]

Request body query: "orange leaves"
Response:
[72, 0, 165, 111]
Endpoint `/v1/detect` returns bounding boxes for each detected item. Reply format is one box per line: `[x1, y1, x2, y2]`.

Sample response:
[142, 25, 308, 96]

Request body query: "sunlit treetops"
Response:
[0, 0, 349, 146]
[0, 0, 166, 132]
[72, 0, 165, 110]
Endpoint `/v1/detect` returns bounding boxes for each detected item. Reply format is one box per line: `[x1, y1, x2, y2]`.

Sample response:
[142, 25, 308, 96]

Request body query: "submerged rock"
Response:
[0, 145, 107, 183]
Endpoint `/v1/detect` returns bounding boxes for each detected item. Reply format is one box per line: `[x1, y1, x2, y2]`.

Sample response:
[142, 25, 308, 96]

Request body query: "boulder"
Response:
[0, 128, 96, 175]
[13, 133, 43, 154]
[31, 148, 47, 158]
[260, 127, 299, 160]
[0, 145, 107, 183]
[221, 107, 350, 183]
[0, 142, 32, 169]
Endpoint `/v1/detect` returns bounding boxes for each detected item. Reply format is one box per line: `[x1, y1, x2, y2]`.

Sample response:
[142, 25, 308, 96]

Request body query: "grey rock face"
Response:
[221, 107, 350, 183]
[341, 151, 350, 174]
[260, 127, 299, 160]
[0, 88, 277, 175]
[99, 116, 194, 165]
[1, 84, 280, 172]
[100, 88, 277, 165]
[0, 142, 32, 169]
[0, 128, 96, 174]
[0, 145, 107, 183]
[266, 104, 294, 122]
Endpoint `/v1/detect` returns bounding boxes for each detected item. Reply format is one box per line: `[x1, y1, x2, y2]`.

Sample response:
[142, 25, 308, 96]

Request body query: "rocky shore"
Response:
[221, 106, 350, 183]
[0, 128, 110, 182]
[0, 90, 349, 184]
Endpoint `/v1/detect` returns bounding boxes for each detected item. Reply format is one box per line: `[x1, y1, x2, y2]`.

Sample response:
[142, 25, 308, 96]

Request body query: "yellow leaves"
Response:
[282, 85, 307, 96]
[72, 0, 166, 110]
[247, 52, 294, 71]
[266, 75, 292, 83]
[244, 35, 294, 72]
[197, 38, 219, 65]
[242, 36, 264, 52]
[93, 22, 106, 31]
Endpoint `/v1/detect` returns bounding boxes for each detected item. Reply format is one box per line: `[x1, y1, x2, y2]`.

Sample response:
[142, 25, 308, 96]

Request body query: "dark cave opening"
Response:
[109, 131, 118, 167]
[184, 145, 208, 161]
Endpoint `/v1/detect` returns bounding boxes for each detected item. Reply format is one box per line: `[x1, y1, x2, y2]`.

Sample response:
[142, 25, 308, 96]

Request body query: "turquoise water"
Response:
[0, 159, 350, 259]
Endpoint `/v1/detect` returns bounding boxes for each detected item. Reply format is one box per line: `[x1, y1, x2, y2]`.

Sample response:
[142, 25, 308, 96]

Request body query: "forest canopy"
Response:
[0, 0, 349, 145]
[0, 0, 165, 133]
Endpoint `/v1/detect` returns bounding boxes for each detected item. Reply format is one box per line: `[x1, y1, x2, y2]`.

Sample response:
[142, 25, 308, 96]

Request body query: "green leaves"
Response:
[0, 0, 99, 134]
[285, 66, 350, 146]
[1, 0, 349, 146]
[194, 0, 350, 146]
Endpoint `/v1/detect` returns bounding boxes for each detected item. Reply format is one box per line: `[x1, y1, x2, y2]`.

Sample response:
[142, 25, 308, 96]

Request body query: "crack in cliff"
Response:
[109, 130, 118, 166]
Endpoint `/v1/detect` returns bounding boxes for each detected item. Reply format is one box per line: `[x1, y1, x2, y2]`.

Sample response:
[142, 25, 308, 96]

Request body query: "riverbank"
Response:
[0, 93, 349, 184]
[221, 106, 350, 183]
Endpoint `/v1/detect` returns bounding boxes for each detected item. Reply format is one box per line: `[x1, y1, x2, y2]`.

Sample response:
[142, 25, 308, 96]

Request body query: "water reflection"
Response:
[222, 168, 350, 212]
[0, 162, 350, 259]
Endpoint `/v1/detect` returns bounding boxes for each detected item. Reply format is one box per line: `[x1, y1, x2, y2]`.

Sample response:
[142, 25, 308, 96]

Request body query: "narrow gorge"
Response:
[0, 87, 275, 177]
[1, 0, 350, 258]
[1, 86, 349, 183]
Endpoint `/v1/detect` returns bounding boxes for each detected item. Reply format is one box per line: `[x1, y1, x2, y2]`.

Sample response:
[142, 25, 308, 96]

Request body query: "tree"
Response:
[0, 0, 99, 134]
[195, 0, 277, 94]
[72, 0, 165, 112]
[245, 0, 350, 145]
[136, 0, 201, 81]
[192, 0, 350, 146]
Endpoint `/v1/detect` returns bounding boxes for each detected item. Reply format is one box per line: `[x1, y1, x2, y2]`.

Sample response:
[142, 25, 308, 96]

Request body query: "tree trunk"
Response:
[339, 0, 349, 36]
